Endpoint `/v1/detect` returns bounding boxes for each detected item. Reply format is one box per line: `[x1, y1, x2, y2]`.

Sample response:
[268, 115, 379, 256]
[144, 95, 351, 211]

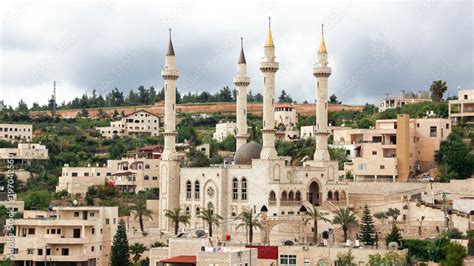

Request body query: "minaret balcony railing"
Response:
[259, 62, 279, 72]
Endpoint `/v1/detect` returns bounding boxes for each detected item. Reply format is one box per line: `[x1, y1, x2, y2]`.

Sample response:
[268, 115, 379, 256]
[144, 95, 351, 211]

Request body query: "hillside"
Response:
[30, 102, 364, 118]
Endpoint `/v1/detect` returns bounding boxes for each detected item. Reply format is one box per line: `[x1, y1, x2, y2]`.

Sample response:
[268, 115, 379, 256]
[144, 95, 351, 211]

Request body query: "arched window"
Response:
[269, 191, 276, 202]
[288, 191, 294, 201]
[144, 175, 149, 181]
[185, 207, 190, 214]
[281, 191, 288, 203]
[295, 191, 301, 201]
[207, 202, 214, 215]
[194, 181, 200, 199]
[232, 178, 238, 201]
[145, 164, 150, 169]
[196, 207, 200, 215]
[334, 191, 339, 201]
[241, 178, 247, 201]
[186, 181, 192, 199]
[328, 191, 333, 200]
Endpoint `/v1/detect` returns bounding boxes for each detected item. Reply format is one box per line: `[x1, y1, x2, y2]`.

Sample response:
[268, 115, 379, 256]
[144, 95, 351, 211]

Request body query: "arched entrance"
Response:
[308, 181, 321, 206]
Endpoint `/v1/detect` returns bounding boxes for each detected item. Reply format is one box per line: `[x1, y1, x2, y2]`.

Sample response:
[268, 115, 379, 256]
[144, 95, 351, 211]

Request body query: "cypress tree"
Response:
[110, 219, 131, 266]
[358, 205, 376, 245]
[385, 223, 403, 247]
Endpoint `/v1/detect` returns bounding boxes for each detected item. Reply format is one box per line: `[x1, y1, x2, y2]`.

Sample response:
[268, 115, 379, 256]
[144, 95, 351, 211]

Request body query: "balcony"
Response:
[45, 237, 89, 244]
[279, 200, 302, 207]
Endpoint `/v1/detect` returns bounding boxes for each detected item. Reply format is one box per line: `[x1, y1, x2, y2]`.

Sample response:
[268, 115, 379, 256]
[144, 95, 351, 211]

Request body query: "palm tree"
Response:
[197, 208, 223, 237]
[164, 207, 191, 235]
[235, 209, 263, 244]
[430, 80, 448, 102]
[304, 205, 331, 244]
[130, 200, 153, 235]
[129, 242, 146, 264]
[332, 207, 358, 242]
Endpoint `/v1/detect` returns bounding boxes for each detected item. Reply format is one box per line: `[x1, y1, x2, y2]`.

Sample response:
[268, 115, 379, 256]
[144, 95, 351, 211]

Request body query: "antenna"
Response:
[384, 92, 389, 99]
[53, 81, 57, 115]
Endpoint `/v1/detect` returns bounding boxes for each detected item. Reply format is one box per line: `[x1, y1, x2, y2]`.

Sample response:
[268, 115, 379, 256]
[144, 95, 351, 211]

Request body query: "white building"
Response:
[156, 23, 348, 245]
[274, 104, 298, 130]
[96, 110, 160, 138]
[0, 124, 33, 143]
[0, 143, 48, 160]
[449, 88, 474, 124]
[378, 91, 431, 112]
[212, 122, 236, 142]
[0, 206, 118, 266]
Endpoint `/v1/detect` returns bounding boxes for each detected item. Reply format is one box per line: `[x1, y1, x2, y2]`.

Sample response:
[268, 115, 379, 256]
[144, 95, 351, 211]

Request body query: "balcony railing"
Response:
[280, 200, 302, 207]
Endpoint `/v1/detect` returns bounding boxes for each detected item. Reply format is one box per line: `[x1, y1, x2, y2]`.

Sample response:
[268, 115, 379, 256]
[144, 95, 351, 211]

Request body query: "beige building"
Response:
[449, 88, 474, 124]
[335, 117, 451, 180]
[96, 110, 160, 138]
[378, 91, 431, 112]
[275, 104, 298, 130]
[212, 122, 237, 142]
[56, 157, 160, 197]
[151, 238, 257, 266]
[0, 143, 48, 161]
[0, 124, 33, 143]
[0, 206, 118, 266]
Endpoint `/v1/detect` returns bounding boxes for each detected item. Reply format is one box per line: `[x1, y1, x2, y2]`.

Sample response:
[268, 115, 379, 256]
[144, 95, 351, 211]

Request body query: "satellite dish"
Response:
[195, 230, 206, 238]
[284, 240, 294, 246]
[388, 242, 399, 251]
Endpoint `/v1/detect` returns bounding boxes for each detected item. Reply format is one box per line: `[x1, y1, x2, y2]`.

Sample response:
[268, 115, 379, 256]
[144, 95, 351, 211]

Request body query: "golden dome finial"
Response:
[319, 23, 327, 53]
[265, 16, 274, 47]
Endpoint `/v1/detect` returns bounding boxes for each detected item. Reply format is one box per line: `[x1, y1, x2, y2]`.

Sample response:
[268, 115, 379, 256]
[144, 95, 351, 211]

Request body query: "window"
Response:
[430, 126, 437, 137]
[106, 172, 112, 176]
[90, 212, 95, 217]
[61, 248, 69, 256]
[195, 181, 200, 199]
[92, 228, 95, 234]
[196, 207, 200, 215]
[106, 218, 110, 224]
[71, 172, 78, 177]
[46, 248, 51, 256]
[380, 165, 385, 169]
[358, 164, 367, 171]
[28, 228, 35, 235]
[464, 94, 468, 99]
[295, 191, 301, 201]
[446, 123, 449, 129]
[232, 178, 238, 201]
[186, 181, 192, 199]
[144, 175, 149, 181]
[96, 172, 101, 177]
[280, 255, 297, 266]
[145, 164, 150, 169]
[84, 172, 89, 176]
[91, 246, 95, 252]
[241, 178, 247, 201]
[74, 212, 79, 217]
[27, 249, 34, 255]
[37, 249, 43, 256]
[372, 151, 377, 155]
[152, 176, 158, 180]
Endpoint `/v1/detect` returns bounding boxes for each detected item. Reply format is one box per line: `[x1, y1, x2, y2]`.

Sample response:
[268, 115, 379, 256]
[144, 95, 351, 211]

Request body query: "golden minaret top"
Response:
[319, 24, 327, 53]
[265, 17, 274, 47]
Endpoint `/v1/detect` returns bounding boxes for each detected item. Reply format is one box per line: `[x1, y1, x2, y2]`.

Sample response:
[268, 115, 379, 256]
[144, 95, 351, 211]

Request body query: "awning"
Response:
[160, 256, 197, 264]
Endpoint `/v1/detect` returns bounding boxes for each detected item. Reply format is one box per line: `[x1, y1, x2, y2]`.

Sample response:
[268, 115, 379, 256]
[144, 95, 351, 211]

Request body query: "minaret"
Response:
[161, 29, 179, 160]
[159, 29, 181, 232]
[259, 17, 279, 159]
[313, 24, 332, 161]
[234, 38, 250, 151]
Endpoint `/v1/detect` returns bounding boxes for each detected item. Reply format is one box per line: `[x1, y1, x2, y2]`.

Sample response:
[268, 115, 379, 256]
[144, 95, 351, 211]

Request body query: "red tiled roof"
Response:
[160, 256, 197, 263]
[275, 104, 293, 109]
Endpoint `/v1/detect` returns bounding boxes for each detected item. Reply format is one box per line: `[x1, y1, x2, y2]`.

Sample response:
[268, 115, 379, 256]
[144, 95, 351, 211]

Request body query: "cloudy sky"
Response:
[1, 0, 472, 107]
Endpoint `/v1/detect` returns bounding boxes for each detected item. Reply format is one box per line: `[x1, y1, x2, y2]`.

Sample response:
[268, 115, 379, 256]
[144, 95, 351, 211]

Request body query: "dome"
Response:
[234, 142, 262, 165]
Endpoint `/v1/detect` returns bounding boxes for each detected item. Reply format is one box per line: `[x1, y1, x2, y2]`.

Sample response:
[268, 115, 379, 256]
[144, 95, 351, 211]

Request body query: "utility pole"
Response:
[52, 81, 57, 115]
[443, 192, 449, 232]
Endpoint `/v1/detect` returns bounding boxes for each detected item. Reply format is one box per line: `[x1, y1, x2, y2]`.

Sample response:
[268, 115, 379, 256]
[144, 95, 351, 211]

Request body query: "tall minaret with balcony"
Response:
[313, 25, 332, 161]
[159, 29, 180, 232]
[259, 18, 279, 159]
[234, 38, 250, 151]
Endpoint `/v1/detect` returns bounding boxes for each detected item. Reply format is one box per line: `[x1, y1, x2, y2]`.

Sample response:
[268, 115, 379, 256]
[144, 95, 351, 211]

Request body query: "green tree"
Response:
[0, 258, 13, 266]
[430, 80, 448, 102]
[278, 90, 293, 103]
[374, 212, 388, 224]
[16, 100, 29, 113]
[358, 205, 376, 245]
[437, 163, 456, 182]
[130, 200, 153, 235]
[336, 250, 355, 265]
[467, 230, 474, 255]
[304, 205, 331, 244]
[164, 208, 191, 235]
[129, 242, 146, 264]
[235, 209, 263, 244]
[197, 208, 223, 237]
[385, 223, 403, 247]
[442, 242, 467, 266]
[109, 141, 126, 159]
[110, 219, 131, 266]
[386, 208, 401, 222]
[21, 190, 52, 210]
[435, 133, 474, 179]
[332, 207, 358, 242]
[329, 94, 341, 104]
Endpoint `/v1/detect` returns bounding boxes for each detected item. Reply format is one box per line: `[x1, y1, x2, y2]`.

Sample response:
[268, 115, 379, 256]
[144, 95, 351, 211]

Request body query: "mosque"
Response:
[158, 20, 349, 243]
